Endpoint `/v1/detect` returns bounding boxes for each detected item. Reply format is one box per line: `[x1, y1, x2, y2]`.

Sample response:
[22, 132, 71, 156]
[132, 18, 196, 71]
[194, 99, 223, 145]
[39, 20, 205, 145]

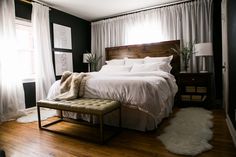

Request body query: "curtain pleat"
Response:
[0, 0, 25, 122]
[31, 3, 55, 101]
[91, 0, 213, 72]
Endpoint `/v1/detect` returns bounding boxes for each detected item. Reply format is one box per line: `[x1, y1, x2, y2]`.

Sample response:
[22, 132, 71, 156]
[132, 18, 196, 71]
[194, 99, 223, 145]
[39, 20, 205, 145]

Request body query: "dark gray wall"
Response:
[49, 9, 91, 80]
[15, 0, 91, 108]
[213, 0, 223, 106]
[227, 0, 236, 129]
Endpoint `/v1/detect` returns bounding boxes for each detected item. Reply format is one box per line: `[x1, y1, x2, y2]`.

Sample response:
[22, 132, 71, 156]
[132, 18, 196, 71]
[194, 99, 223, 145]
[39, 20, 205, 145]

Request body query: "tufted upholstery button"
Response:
[38, 98, 120, 115]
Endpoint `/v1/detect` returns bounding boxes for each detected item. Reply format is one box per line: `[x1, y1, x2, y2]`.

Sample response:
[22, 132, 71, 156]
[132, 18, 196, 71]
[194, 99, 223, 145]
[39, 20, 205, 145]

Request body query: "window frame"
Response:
[15, 18, 35, 83]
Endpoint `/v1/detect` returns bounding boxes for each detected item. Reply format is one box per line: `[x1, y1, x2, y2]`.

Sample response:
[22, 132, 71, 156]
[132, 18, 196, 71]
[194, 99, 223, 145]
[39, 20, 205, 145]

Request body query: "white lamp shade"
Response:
[83, 53, 92, 63]
[195, 42, 213, 56]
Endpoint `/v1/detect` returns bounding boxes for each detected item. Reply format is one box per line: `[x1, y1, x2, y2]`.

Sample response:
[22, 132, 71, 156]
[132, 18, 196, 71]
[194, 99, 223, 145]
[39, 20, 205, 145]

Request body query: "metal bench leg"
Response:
[119, 107, 121, 128]
[37, 105, 42, 129]
[99, 114, 104, 143]
[89, 114, 93, 124]
[59, 110, 63, 120]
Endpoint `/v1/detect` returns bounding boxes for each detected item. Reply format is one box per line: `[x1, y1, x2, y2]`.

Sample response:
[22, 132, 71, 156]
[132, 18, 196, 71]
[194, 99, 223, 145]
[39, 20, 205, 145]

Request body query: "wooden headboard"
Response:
[105, 40, 180, 76]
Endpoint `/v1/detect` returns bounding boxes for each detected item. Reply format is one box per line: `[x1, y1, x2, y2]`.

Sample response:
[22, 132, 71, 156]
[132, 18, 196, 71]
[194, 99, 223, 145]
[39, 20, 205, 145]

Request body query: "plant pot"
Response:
[184, 62, 188, 72]
[91, 63, 96, 72]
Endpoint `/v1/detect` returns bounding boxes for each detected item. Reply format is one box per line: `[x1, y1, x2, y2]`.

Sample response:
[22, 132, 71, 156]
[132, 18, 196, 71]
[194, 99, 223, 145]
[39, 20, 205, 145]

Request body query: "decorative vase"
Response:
[184, 61, 188, 72]
[90, 63, 96, 72]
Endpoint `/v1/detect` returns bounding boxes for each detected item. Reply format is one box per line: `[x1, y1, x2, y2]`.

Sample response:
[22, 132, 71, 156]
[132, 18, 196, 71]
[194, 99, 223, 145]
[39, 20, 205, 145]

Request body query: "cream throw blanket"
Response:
[54, 71, 90, 100]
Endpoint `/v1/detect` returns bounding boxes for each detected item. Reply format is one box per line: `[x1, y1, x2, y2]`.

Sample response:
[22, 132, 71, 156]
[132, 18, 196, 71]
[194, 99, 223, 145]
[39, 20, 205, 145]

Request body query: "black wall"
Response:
[49, 9, 91, 80]
[227, 0, 236, 129]
[15, 0, 91, 108]
[23, 82, 35, 108]
[213, 0, 223, 107]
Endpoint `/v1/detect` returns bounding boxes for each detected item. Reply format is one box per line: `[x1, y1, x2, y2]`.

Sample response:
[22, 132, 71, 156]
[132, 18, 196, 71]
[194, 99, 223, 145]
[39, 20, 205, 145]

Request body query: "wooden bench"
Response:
[37, 98, 121, 143]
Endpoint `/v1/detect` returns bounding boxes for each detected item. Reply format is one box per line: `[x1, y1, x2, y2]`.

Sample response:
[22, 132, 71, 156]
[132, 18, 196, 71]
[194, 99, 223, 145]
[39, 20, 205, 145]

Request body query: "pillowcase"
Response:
[144, 55, 173, 64]
[130, 62, 172, 73]
[99, 65, 132, 73]
[105, 59, 125, 65]
[124, 58, 144, 65]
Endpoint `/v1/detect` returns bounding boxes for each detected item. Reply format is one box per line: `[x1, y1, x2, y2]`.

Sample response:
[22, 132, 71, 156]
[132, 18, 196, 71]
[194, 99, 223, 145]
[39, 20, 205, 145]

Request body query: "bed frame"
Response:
[105, 40, 180, 77]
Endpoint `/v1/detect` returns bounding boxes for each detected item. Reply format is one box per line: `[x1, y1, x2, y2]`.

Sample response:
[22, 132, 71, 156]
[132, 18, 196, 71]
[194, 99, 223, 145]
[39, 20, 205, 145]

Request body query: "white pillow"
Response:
[144, 55, 173, 64]
[125, 58, 144, 65]
[105, 59, 125, 65]
[99, 65, 132, 73]
[130, 62, 172, 73]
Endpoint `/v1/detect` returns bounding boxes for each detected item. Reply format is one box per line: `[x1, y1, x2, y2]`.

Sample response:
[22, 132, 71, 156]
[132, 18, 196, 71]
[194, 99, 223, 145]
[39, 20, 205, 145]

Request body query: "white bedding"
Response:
[47, 71, 178, 131]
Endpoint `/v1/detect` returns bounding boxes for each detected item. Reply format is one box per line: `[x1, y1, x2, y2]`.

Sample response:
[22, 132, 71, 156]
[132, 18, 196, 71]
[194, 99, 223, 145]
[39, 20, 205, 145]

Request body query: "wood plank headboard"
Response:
[105, 40, 180, 76]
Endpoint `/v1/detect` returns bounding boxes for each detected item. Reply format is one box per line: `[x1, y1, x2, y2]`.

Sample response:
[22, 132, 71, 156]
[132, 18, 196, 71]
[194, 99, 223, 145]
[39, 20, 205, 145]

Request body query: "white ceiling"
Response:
[40, 0, 182, 21]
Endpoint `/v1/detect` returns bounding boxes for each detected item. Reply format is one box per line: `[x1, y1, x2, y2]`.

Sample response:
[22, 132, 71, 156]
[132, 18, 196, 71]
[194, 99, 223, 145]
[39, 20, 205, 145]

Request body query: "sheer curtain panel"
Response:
[0, 0, 25, 122]
[91, 0, 213, 72]
[32, 3, 55, 101]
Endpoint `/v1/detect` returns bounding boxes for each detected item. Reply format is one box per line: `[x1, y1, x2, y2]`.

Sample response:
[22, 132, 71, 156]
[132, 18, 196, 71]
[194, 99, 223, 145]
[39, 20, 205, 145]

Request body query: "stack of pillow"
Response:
[99, 55, 173, 73]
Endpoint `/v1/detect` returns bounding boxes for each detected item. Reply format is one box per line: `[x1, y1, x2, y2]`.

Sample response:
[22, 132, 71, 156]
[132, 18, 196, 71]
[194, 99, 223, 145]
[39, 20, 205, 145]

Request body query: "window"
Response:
[126, 22, 163, 45]
[15, 19, 35, 82]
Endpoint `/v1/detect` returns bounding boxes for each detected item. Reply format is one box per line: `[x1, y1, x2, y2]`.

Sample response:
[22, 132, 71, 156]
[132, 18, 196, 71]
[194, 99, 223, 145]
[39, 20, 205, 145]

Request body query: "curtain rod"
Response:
[92, 0, 193, 22]
[19, 0, 52, 9]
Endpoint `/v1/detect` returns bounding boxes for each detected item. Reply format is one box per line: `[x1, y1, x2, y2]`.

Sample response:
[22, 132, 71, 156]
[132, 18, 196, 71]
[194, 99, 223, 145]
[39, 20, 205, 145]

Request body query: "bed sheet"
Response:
[47, 71, 178, 130]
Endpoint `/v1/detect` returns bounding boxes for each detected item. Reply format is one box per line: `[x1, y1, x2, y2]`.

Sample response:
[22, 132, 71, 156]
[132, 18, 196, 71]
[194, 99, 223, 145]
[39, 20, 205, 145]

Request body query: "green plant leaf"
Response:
[85, 52, 102, 71]
[170, 42, 195, 70]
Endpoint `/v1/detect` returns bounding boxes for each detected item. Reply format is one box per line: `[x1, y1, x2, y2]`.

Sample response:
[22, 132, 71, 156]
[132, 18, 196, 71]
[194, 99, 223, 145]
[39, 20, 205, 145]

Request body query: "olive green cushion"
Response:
[37, 98, 120, 115]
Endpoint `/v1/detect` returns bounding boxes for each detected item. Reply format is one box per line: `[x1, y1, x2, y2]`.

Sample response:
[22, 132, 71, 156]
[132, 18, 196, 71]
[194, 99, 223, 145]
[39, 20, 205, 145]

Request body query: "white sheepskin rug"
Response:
[158, 107, 213, 156]
[16, 108, 57, 123]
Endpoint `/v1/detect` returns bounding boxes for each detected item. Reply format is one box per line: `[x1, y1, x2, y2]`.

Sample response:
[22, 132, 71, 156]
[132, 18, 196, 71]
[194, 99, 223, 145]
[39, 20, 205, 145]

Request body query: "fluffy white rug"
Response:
[16, 108, 57, 123]
[158, 107, 213, 156]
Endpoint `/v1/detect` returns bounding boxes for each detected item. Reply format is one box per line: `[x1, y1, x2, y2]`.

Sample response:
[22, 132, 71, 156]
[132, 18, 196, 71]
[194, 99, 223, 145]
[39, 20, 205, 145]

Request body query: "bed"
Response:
[47, 40, 180, 131]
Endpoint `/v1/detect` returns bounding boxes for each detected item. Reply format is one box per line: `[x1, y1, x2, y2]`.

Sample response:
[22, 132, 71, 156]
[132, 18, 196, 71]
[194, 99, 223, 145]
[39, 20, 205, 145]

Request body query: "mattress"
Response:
[47, 71, 178, 131]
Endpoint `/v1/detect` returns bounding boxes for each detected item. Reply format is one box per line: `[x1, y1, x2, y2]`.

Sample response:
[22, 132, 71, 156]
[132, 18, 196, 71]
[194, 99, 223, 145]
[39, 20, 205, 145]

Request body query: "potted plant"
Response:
[85, 53, 102, 72]
[171, 42, 194, 72]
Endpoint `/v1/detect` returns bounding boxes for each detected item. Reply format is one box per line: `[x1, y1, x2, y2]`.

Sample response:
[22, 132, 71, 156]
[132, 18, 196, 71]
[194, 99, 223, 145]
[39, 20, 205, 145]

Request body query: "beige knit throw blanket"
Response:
[54, 71, 90, 100]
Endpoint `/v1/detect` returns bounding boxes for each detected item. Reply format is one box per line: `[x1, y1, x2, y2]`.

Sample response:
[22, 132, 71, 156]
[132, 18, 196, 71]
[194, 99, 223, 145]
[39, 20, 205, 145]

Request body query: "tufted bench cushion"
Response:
[37, 98, 121, 143]
[37, 98, 120, 115]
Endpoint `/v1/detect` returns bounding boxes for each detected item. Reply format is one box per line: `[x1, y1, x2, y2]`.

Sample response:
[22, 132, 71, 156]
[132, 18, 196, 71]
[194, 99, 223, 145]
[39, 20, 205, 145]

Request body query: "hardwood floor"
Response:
[0, 108, 235, 157]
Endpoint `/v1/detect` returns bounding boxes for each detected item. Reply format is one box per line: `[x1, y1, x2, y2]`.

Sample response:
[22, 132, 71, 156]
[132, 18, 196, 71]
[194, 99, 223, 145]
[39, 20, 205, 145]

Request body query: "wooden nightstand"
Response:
[177, 73, 212, 108]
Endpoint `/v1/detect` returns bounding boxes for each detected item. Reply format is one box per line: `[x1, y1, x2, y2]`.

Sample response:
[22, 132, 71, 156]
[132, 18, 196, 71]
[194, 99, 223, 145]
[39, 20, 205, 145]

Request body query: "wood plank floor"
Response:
[0, 108, 235, 157]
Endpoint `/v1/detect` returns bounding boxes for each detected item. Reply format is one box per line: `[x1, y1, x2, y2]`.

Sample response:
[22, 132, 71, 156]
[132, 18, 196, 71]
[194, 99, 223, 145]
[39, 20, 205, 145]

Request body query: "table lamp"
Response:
[83, 53, 92, 72]
[195, 42, 213, 73]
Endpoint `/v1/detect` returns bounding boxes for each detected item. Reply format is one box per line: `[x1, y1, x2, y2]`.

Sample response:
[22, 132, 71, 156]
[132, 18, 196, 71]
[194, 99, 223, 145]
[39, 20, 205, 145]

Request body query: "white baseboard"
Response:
[21, 106, 36, 114]
[226, 115, 236, 147]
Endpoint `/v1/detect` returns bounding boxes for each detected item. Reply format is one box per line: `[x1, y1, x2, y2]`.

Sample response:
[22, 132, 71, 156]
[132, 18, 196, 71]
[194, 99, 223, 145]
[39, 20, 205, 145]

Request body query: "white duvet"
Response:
[47, 71, 178, 126]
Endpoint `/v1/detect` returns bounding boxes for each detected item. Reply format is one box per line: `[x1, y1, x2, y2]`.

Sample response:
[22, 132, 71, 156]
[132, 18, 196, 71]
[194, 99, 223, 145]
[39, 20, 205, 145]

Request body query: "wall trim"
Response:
[226, 114, 236, 147]
[23, 106, 36, 113]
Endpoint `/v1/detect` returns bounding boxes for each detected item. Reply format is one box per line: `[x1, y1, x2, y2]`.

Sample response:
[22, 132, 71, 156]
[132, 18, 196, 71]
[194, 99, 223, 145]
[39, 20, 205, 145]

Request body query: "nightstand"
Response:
[177, 73, 212, 108]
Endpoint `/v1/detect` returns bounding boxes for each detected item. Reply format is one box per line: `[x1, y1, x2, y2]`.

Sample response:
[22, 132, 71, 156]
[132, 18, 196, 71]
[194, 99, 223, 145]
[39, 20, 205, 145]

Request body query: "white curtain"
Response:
[32, 3, 55, 101]
[0, 0, 25, 122]
[91, 18, 126, 69]
[91, 0, 213, 72]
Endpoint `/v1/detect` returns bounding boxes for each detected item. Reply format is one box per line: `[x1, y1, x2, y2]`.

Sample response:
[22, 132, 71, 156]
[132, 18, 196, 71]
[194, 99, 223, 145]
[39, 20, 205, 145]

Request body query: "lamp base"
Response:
[88, 63, 91, 72]
[200, 70, 208, 73]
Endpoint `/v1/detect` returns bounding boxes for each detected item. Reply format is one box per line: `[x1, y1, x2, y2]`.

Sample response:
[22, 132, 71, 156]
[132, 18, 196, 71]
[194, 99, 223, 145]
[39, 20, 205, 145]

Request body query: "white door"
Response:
[221, 0, 229, 114]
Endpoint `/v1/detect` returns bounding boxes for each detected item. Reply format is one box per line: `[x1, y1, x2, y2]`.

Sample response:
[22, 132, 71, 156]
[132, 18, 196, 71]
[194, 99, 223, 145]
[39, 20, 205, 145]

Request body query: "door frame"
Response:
[222, 0, 236, 146]
[221, 0, 229, 114]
